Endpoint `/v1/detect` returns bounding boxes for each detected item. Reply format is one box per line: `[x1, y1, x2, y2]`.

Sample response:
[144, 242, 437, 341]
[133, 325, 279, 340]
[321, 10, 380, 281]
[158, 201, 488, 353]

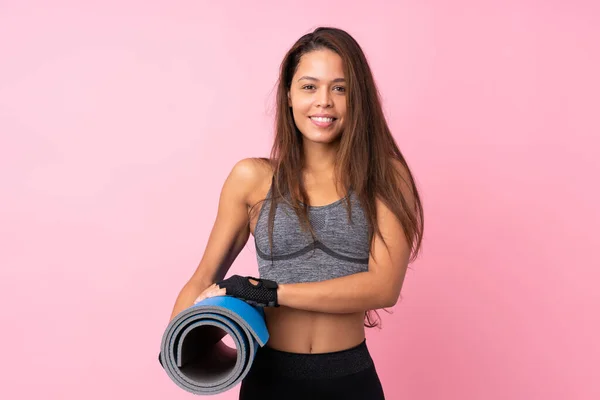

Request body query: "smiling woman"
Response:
[288, 52, 347, 142]
[166, 26, 424, 400]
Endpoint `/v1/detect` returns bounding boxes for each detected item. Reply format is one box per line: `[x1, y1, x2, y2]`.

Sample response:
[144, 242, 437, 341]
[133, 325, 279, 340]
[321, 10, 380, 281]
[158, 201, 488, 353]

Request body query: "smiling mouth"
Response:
[309, 116, 337, 128]
[309, 116, 337, 122]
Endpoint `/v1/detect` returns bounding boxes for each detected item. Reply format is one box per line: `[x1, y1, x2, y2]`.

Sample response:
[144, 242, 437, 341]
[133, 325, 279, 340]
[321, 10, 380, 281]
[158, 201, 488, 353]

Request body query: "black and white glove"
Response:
[216, 275, 279, 307]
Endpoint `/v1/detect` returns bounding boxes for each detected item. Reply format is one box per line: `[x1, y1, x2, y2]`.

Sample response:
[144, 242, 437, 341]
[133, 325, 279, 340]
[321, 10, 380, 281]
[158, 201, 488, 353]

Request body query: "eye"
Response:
[301, 85, 346, 93]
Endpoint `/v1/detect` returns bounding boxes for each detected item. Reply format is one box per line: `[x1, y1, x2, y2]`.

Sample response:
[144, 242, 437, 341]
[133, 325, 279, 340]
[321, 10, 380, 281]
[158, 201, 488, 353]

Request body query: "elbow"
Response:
[383, 296, 398, 309]
[377, 290, 399, 309]
[372, 296, 396, 310]
[375, 271, 405, 309]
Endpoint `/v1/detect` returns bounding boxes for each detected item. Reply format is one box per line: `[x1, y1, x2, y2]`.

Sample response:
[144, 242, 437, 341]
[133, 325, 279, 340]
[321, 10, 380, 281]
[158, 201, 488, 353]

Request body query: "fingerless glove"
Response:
[217, 275, 279, 307]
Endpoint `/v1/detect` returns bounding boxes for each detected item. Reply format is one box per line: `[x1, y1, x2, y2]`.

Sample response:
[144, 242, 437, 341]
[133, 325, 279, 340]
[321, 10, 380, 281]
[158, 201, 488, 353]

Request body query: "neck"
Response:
[301, 139, 339, 176]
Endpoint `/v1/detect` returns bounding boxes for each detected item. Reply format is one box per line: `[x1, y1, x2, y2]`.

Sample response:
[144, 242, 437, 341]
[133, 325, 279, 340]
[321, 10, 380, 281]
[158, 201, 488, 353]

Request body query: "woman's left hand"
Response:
[196, 275, 280, 307]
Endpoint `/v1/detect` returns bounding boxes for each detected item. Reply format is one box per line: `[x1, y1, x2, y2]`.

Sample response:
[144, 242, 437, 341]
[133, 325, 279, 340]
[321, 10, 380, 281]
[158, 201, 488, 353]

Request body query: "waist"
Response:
[263, 307, 365, 353]
[253, 339, 374, 379]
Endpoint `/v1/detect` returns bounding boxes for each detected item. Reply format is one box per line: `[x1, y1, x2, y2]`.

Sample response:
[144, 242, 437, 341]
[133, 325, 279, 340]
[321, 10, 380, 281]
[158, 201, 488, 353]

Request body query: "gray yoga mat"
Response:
[159, 295, 269, 395]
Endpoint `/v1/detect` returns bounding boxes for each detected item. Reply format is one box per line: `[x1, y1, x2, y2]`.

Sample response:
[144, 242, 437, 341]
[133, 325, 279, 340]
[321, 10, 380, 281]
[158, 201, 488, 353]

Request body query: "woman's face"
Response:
[288, 49, 347, 144]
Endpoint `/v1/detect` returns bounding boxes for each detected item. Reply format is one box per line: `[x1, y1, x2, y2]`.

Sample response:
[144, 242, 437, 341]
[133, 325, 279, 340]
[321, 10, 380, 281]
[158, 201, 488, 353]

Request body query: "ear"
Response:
[287, 91, 292, 107]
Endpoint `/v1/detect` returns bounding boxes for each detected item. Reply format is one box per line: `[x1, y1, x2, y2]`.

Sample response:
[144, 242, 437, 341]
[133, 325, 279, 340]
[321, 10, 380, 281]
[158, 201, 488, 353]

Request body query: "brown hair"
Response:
[252, 26, 424, 328]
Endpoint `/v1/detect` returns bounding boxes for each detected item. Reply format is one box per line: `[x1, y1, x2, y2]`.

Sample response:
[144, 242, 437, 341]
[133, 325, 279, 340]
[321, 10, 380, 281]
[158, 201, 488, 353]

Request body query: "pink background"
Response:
[1, 1, 598, 399]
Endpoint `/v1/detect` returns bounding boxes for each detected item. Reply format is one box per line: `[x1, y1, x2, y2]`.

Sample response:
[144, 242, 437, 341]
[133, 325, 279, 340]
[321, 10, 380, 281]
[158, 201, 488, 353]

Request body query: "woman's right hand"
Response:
[193, 283, 226, 305]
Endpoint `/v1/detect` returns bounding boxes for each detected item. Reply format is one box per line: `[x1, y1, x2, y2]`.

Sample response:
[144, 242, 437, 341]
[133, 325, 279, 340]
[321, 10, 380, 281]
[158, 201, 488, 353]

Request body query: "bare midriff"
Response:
[262, 306, 366, 354]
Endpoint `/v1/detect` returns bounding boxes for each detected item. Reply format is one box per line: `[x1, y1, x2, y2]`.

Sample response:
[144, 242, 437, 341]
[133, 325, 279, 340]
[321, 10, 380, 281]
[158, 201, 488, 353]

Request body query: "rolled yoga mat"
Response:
[159, 295, 269, 395]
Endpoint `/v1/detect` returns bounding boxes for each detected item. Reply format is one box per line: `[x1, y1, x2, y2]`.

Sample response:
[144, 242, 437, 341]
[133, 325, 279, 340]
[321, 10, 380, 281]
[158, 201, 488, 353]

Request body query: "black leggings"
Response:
[239, 339, 385, 400]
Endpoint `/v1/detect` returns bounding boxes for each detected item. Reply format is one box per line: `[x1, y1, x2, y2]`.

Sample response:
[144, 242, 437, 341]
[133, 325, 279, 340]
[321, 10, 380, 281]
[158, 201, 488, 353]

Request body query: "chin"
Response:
[299, 127, 342, 143]
[304, 135, 342, 145]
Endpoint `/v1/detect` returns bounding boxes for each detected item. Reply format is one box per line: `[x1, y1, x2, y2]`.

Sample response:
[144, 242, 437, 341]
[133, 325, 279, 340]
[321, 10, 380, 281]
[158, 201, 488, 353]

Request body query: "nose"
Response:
[317, 87, 333, 108]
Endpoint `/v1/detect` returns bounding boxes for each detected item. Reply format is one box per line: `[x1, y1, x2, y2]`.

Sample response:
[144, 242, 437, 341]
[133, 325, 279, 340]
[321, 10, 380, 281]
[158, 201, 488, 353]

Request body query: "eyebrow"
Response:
[297, 76, 346, 83]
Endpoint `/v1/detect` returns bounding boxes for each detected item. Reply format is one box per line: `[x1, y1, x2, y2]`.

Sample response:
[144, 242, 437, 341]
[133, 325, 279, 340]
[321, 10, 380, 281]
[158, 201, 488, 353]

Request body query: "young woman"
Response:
[168, 27, 424, 400]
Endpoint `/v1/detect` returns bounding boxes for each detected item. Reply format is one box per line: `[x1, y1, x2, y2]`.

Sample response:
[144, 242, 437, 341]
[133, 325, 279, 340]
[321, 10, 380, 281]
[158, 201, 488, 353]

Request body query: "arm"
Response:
[168, 158, 264, 322]
[277, 193, 411, 313]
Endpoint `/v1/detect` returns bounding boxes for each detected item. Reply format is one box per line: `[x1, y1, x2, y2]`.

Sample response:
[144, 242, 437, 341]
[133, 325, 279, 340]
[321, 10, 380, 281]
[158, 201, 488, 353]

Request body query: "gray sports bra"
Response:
[253, 178, 370, 284]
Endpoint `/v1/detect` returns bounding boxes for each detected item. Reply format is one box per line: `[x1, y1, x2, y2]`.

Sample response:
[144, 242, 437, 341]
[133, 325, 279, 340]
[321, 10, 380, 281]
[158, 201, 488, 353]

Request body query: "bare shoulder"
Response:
[231, 157, 273, 179]
[226, 157, 273, 206]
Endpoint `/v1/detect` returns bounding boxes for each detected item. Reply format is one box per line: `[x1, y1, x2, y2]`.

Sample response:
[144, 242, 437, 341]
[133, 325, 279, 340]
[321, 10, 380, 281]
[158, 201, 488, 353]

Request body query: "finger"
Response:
[206, 288, 226, 298]
[194, 294, 207, 304]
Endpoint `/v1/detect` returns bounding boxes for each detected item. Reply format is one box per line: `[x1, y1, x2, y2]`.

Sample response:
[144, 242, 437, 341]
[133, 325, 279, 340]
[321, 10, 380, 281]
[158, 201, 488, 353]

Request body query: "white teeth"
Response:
[310, 117, 334, 122]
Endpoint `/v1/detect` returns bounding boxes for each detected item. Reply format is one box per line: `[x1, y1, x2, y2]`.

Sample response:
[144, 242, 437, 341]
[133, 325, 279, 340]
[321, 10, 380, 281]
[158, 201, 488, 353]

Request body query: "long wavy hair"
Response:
[251, 26, 424, 328]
